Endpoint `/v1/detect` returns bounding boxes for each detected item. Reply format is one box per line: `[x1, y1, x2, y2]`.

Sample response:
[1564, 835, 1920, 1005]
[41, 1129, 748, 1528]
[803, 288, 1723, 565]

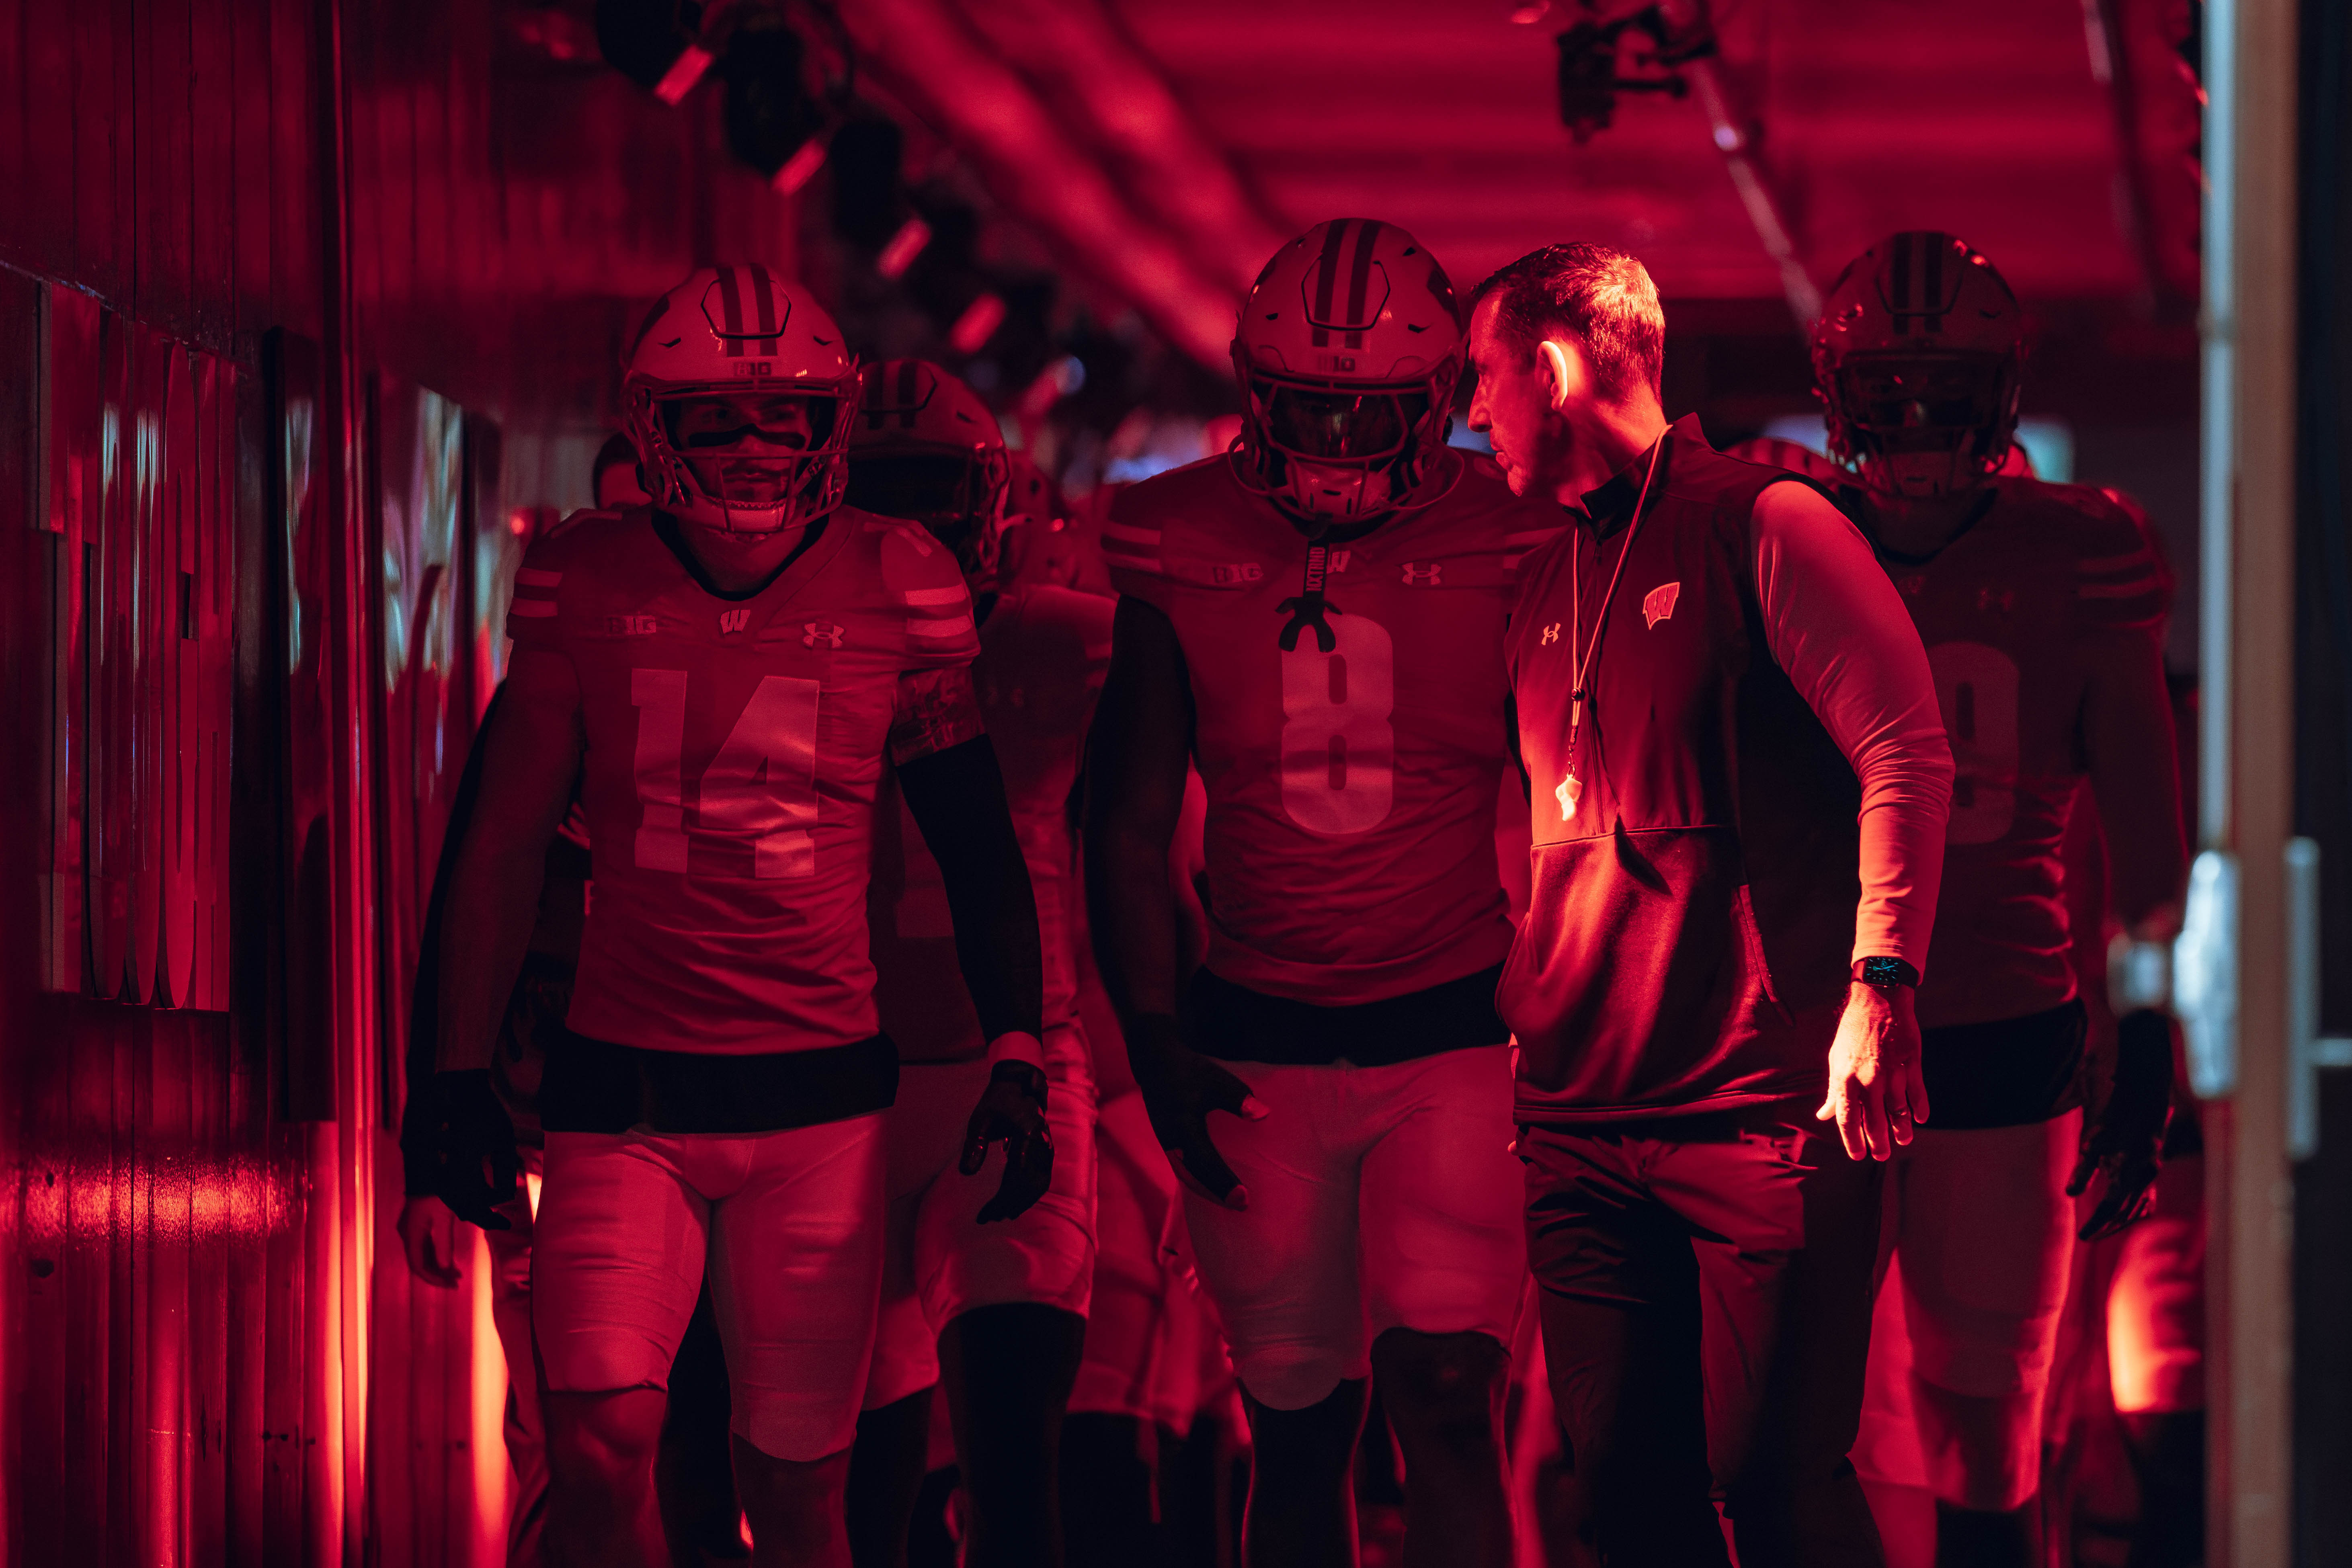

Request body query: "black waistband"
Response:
[1917, 998, 2087, 1129]
[539, 1028, 898, 1135]
[1180, 963, 1509, 1067]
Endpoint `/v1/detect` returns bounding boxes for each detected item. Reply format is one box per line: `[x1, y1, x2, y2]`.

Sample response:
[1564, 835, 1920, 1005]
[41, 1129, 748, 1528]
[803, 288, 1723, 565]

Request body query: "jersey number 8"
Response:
[1279, 615, 1396, 835]
[631, 669, 821, 877]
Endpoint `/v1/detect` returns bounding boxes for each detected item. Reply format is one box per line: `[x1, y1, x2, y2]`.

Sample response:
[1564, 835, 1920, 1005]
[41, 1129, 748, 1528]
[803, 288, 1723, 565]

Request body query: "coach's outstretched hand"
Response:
[1126, 1013, 1269, 1211]
[1818, 981, 1929, 1161]
[964, 1060, 1056, 1224]
[425, 1068, 519, 1230]
[2069, 1008, 2174, 1241]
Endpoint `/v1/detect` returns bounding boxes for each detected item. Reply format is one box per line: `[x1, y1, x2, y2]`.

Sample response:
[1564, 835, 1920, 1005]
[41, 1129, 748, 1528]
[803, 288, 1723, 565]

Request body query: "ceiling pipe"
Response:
[835, 0, 1240, 367]
[1684, 54, 1820, 331]
[947, 0, 1291, 297]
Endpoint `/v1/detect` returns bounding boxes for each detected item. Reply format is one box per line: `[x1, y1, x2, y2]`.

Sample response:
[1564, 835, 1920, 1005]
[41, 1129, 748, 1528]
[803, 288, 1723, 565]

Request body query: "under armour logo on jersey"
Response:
[1540, 623, 1561, 646]
[802, 621, 845, 648]
[1643, 582, 1681, 629]
[719, 607, 752, 635]
[1401, 563, 1442, 586]
[1977, 585, 2015, 615]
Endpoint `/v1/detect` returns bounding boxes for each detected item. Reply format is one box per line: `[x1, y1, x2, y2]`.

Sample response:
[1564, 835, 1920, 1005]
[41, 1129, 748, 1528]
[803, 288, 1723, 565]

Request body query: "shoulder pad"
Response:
[857, 512, 980, 664]
[2005, 481, 2174, 629]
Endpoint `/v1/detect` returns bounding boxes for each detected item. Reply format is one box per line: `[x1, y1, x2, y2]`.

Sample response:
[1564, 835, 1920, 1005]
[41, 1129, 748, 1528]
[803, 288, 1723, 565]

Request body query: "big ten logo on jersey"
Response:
[1928, 641, 2018, 844]
[1211, 562, 1264, 587]
[1279, 613, 1396, 834]
[605, 614, 659, 637]
[630, 669, 820, 879]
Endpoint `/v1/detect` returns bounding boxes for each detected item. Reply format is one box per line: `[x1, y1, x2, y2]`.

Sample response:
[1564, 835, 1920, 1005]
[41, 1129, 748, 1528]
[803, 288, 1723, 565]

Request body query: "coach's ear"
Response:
[1538, 337, 1589, 414]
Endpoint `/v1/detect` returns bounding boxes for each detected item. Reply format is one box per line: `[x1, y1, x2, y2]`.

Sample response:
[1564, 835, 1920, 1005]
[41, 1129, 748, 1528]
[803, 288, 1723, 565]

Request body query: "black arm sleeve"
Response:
[897, 734, 1046, 1044]
[399, 690, 588, 1193]
[400, 693, 502, 1195]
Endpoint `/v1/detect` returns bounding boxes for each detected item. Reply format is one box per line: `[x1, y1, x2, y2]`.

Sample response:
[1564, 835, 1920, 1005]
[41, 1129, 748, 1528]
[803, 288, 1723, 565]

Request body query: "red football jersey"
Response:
[867, 585, 1113, 1060]
[1105, 451, 1569, 1004]
[1861, 478, 2175, 1027]
[504, 506, 981, 1055]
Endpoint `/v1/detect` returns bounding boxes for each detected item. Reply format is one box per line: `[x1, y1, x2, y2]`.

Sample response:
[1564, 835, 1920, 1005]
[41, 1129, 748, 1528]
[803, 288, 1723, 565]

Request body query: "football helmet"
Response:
[621, 264, 858, 534]
[1811, 232, 2023, 499]
[1232, 218, 1464, 533]
[844, 359, 1013, 587]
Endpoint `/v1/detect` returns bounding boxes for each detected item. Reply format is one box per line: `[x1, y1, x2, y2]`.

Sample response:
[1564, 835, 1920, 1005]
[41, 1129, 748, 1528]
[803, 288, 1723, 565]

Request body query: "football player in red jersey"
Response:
[423, 268, 1053, 1568]
[1085, 219, 1568, 1568]
[1808, 234, 2187, 1568]
[840, 360, 1109, 1568]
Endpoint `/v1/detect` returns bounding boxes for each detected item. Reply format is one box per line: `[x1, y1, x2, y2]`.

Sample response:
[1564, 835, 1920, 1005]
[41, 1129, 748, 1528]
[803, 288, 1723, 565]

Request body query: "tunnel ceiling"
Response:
[1115, 0, 2189, 305]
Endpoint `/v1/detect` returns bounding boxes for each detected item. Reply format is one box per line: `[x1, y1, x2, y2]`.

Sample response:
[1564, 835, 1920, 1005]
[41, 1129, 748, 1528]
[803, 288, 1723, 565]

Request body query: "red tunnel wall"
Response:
[0, 5, 800, 1562]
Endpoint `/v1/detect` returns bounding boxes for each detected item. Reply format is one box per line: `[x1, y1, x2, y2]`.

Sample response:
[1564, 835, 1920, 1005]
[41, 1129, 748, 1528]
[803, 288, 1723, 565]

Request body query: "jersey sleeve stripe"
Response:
[1103, 522, 1162, 546]
[516, 566, 564, 587]
[1101, 543, 1160, 573]
[2079, 548, 2156, 574]
[900, 585, 967, 606]
[509, 599, 558, 618]
[908, 615, 976, 639]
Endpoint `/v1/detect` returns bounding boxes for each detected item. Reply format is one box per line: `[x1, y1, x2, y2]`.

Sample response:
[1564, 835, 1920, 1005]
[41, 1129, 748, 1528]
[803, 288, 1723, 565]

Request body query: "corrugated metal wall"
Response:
[0, 4, 801, 1561]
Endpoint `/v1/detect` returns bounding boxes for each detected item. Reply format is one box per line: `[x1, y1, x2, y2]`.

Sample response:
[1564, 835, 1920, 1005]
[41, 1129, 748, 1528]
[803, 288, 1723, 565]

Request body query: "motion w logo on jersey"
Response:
[718, 607, 752, 635]
[1278, 614, 1396, 834]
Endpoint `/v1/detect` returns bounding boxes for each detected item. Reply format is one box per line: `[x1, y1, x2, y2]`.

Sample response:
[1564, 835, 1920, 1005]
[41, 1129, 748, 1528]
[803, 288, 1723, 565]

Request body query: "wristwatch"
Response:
[1852, 955, 1921, 990]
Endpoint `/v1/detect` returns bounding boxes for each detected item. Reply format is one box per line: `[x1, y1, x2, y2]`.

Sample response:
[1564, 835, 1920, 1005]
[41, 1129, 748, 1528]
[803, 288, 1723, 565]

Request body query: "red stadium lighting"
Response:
[772, 136, 828, 194]
[653, 41, 715, 105]
[948, 293, 1007, 355]
[877, 216, 933, 280]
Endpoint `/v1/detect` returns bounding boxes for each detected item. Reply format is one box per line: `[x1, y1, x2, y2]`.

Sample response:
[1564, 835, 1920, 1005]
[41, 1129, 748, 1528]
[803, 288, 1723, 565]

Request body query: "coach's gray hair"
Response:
[1471, 244, 1665, 403]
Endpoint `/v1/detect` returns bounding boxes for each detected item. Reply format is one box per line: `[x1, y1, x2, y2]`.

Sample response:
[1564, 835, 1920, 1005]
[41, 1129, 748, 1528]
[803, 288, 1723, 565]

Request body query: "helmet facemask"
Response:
[630, 384, 854, 535]
[1238, 359, 1459, 536]
[1826, 350, 2018, 501]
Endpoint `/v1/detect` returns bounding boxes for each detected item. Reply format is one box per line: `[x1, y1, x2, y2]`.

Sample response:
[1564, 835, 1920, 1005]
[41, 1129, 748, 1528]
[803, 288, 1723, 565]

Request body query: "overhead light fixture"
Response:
[720, 22, 842, 187]
[1552, 2, 1716, 144]
[600, 1, 855, 186]
[595, 0, 711, 98]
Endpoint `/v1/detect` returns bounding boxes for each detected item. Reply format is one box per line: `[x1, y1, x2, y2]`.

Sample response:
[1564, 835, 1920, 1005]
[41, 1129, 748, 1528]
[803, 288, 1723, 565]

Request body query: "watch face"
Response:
[1856, 956, 1919, 989]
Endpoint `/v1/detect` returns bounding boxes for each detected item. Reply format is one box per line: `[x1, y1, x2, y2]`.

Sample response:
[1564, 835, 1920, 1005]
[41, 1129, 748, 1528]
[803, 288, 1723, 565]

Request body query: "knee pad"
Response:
[730, 1388, 864, 1465]
[1230, 1338, 1357, 1413]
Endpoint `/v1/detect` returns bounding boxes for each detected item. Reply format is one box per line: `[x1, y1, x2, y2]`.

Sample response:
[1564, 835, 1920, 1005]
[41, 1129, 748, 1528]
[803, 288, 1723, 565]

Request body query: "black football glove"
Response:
[2068, 1008, 2174, 1241]
[1125, 1013, 1266, 1211]
[962, 1060, 1055, 1224]
[426, 1069, 520, 1230]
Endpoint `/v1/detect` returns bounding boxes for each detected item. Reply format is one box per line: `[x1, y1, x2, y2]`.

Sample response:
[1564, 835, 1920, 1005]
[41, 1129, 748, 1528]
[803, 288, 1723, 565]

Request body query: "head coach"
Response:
[1466, 244, 1954, 1568]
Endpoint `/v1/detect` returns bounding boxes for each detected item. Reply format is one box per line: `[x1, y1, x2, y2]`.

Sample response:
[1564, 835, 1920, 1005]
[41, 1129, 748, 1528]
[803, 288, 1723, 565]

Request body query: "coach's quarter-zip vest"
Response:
[1503, 417, 1862, 1123]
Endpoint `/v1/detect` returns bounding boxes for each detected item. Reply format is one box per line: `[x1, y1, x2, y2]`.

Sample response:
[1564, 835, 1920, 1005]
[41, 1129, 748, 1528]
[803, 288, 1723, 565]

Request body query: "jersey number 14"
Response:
[630, 669, 820, 877]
